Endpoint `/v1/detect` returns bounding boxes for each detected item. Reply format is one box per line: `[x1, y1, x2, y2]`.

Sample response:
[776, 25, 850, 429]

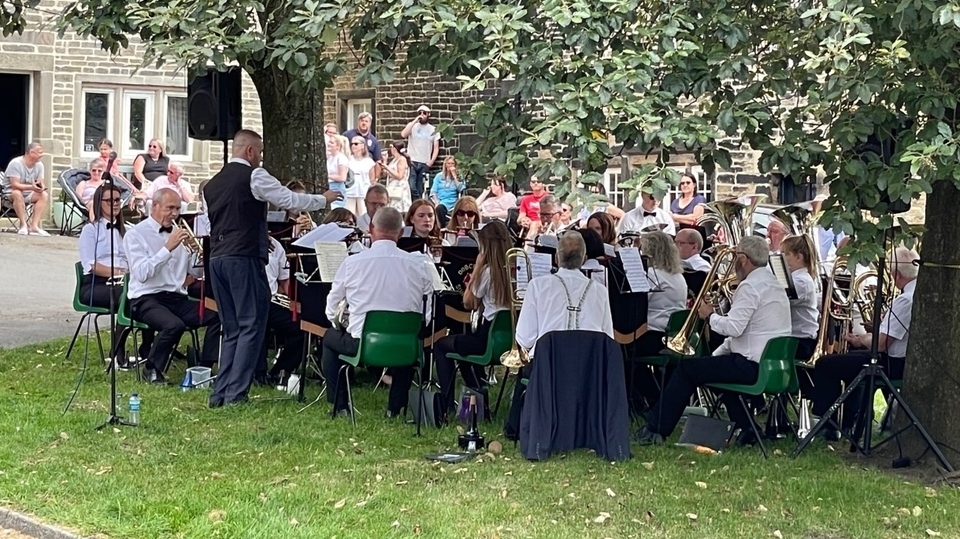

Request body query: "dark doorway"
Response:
[0, 74, 29, 169]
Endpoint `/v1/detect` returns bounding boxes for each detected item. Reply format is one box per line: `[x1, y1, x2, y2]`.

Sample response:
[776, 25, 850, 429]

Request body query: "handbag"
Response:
[386, 180, 406, 200]
[409, 386, 445, 428]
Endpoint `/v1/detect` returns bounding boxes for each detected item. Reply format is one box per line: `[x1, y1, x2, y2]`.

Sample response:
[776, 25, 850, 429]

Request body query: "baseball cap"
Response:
[417, 105, 431, 113]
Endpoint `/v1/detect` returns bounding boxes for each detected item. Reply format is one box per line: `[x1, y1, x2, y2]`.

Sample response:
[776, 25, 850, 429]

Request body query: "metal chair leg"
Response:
[739, 395, 769, 458]
[65, 313, 90, 360]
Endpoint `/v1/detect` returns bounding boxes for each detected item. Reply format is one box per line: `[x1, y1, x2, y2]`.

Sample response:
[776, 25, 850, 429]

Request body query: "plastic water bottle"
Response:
[128, 393, 141, 425]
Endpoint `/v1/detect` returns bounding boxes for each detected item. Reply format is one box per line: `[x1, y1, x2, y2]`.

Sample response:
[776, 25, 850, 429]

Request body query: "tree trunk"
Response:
[900, 180, 960, 465]
[249, 64, 328, 192]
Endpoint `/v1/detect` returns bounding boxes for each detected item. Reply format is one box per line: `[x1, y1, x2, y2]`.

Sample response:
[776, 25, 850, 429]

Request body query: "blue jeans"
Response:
[409, 162, 429, 199]
[329, 181, 347, 209]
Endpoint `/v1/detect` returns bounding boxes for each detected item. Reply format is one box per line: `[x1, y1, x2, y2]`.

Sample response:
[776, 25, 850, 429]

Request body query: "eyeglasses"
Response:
[455, 210, 478, 218]
[351, 142, 363, 146]
[561, 207, 571, 213]
[148, 144, 159, 149]
[680, 181, 693, 185]
[539, 211, 557, 218]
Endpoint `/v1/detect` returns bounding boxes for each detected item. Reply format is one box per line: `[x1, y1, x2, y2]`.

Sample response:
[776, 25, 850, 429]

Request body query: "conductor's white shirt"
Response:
[516, 268, 614, 358]
[325, 239, 433, 339]
[709, 267, 791, 362]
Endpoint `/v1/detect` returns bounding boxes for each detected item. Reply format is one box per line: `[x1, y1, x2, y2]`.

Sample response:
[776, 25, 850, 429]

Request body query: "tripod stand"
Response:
[791, 229, 952, 472]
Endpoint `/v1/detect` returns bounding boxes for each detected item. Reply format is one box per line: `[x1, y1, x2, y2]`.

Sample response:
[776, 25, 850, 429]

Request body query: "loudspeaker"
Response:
[187, 67, 242, 141]
[854, 123, 912, 214]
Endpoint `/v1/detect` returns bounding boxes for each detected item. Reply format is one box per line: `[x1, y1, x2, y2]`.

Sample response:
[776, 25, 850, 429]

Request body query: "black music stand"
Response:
[791, 229, 953, 472]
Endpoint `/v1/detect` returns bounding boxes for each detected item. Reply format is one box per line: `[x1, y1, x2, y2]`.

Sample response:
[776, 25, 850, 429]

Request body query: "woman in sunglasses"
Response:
[132, 138, 169, 191]
[75, 158, 111, 221]
[441, 196, 480, 244]
[670, 172, 706, 229]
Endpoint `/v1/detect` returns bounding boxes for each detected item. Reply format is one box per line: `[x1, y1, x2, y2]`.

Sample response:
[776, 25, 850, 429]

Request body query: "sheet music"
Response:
[516, 252, 553, 298]
[618, 247, 650, 293]
[293, 223, 353, 248]
[422, 254, 451, 292]
[768, 254, 797, 299]
[314, 241, 348, 282]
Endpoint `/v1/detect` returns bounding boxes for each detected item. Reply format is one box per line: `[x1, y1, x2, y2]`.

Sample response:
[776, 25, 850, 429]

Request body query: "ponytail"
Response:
[781, 235, 817, 279]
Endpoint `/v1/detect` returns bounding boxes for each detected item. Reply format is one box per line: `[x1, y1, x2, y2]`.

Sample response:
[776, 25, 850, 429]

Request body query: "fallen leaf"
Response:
[721, 508, 731, 513]
[376, 474, 383, 482]
[207, 509, 226, 522]
[500, 489, 507, 499]
[593, 512, 611, 523]
[59, 432, 69, 440]
[642, 462, 654, 470]
[686, 513, 698, 521]
[413, 524, 422, 535]
[94, 466, 112, 476]
[395, 481, 409, 486]
[355, 499, 368, 507]
[334, 499, 346, 509]
[912, 506, 922, 517]
[392, 520, 400, 528]
[606, 488, 616, 497]
[289, 518, 299, 526]
[773, 531, 783, 539]
[925, 487, 937, 497]
[757, 504, 768, 512]
[897, 507, 911, 516]
[644, 511, 654, 523]
[926, 530, 941, 537]
[695, 481, 707, 489]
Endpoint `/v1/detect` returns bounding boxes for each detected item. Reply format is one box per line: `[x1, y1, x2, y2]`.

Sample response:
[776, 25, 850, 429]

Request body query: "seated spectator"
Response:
[477, 176, 517, 220]
[75, 158, 109, 221]
[3, 141, 49, 236]
[145, 162, 194, 203]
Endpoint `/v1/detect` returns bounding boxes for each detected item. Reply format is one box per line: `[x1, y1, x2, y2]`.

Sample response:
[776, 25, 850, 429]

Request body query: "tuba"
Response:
[666, 246, 738, 356]
[697, 194, 766, 248]
[851, 266, 896, 327]
[809, 256, 855, 363]
[500, 247, 533, 370]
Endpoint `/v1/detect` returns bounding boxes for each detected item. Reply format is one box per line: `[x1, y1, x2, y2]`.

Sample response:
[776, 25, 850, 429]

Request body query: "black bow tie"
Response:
[159, 226, 173, 234]
[643, 211, 657, 217]
[105, 222, 115, 230]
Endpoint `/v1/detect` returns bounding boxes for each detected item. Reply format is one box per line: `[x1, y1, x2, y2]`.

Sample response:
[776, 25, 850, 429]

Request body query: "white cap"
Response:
[417, 105, 431, 113]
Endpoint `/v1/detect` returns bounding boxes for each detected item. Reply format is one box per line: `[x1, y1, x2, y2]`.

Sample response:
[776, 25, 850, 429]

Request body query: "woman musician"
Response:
[441, 196, 481, 246]
[78, 184, 152, 365]
[286, 181, 317, 238]
[405, 199, 442, 239]
[780, 235, 821, 361]
[433, 220, 512, 415]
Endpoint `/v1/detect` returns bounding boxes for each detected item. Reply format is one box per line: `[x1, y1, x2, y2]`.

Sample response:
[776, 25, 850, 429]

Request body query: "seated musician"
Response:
[636, 236, 791, 445]
[356, 184, 390, 233]
[811, 247, 917, 433]
[675, 229, 711, 272]
[585, 211, 617, 247]
[322, 207, 434, 417]
[433, 221, 512, 413]
[441, 196, 480, 245]
[322, 207, 357, 227]
[404, 199, 441, 239]
[124, 189, 222, 384]
[534, 195, 563, 237]
[780, 236, 820, 361]
[78, 184, 152, 365]
[256, 233, 305, 385]
[637, 231, 688, 354]
[579, 228, 609, 284]
[618, 192, 676, 236]
[766, 219, 788, 254]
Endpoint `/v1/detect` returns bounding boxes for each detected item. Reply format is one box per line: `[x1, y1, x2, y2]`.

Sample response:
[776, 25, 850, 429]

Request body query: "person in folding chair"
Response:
[78, 184, 153, 367]
[433, 220, 512, 416]
[636, 235, 791, 446]
[3, 142, 50, 236]
[124, 189, 221, 384]
[322, 207, 434, 418]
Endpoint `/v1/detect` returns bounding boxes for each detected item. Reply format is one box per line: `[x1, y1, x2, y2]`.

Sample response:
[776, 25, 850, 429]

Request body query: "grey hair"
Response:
[557, 231, 586, 270]
[676, 228, 703, 251]
[641, 231, 683, 274]
[372, 206, 403, 233]
[366, 183, 388, 199]
[152, 187, 181, 206]
[89, 157, 106, 170]
[357, 112, 372, 121]
[540, 195, 560, 210]
[168, 161, 185, 174]
[27, 141, 42, 152]
[739, 236, 770, 267]
[890, 246, 920, 280]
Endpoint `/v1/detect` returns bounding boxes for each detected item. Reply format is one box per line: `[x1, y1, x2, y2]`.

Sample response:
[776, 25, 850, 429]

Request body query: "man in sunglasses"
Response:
[145, 162, 194, 204]
[400, 105, 440, 199]
[517, 176, 550, 238]
[618, 191, 676, 236]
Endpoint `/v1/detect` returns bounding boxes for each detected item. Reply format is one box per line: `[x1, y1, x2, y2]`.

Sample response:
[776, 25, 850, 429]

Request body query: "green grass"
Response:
[1, 337, 959, 539]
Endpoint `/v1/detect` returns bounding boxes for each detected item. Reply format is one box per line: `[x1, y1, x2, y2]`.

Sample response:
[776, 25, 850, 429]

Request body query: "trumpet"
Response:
[174, 218, 203, 265]
[500, 247, 532, 370]
[271, 293, 292, 309]
[293, 212, 314, 238]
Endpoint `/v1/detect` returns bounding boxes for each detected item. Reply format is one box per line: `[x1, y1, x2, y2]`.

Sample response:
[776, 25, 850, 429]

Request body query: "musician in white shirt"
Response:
[766, 219, 789, 254]
[637, 236, 790, 445]
[618, 192, 676, 236]
[780, 236, 821, 360]
[355, 184, 389, 233]
[811, 247, 917, 433]
[323, 207, 434, 417]
[433, 221, 513, 414]
[256, 235, 305, 385]
[675, 228, 711, 272]
[515, 231, 614, 358]
[124, 189, 221, 384]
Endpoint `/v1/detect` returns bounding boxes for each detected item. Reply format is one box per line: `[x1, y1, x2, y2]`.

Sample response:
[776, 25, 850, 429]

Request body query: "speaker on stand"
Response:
[188, 67, 243, 164]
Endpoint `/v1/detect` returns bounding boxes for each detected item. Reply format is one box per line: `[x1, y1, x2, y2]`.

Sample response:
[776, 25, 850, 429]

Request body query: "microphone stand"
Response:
[96, 151, 136, 431]
[791, 227, 952, 471]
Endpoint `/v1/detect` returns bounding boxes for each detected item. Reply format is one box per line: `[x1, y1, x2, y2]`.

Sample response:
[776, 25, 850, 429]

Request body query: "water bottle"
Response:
[128, 393, 141, 425]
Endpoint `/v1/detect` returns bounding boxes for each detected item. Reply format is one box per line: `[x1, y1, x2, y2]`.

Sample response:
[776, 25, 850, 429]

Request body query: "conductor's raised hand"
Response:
[322, 190, 343, 205]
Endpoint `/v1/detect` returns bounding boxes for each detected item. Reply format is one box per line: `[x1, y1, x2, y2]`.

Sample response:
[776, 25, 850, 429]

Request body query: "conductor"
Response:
[204, 129, 341, 407]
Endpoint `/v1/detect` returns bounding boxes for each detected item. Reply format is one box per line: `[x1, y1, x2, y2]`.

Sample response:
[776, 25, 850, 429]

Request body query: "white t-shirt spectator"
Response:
[407, 123, 440, 164]
[346, 156, 376, 198]
[326, 153, 349, 183]
[3, 157, 44, 195]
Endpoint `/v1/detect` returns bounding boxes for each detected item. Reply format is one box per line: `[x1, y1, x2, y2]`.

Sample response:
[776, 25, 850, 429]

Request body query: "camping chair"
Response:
[0, 171, 35, 231]
[336, 311, 424, 432]
[446, 310, 513, 417]
[706, 336, 799, 458]
[64, 262, 110, 362]
[57, 169, 132, 236]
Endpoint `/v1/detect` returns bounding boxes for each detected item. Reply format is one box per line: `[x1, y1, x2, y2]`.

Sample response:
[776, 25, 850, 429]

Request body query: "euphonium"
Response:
[500, 247, 532, 370]
[666, 246, 738, 356]
[852, 266, 896, 327]
[809, 256, 853, 364]
[696, 194, 766, 247]
[332, 299, 349, 330]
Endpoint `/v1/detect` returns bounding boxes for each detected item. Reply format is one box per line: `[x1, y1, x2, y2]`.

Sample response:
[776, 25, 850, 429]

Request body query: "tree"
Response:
[338, 0, 960, 462]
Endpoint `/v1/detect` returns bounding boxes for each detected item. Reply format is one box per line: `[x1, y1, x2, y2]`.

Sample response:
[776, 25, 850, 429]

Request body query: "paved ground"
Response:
[0, 232, 81, 349]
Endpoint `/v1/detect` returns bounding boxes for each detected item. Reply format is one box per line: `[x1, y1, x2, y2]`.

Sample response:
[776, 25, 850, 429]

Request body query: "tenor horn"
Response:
[500, 247, 533, 370]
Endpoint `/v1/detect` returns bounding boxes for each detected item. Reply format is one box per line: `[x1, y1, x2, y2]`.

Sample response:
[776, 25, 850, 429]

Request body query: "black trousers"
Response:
[433, 319, 489, 412]
[80, 275, 154, 360]
[321, 328, 414, 414]
[647, 353, 759, 437]
[131, 291, 220, 373]
[812, 350, 905, 429]
[259, 302, 305, 376]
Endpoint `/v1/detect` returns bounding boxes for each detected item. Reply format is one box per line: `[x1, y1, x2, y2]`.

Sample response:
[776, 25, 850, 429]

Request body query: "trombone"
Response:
[500, 247, 533, 370]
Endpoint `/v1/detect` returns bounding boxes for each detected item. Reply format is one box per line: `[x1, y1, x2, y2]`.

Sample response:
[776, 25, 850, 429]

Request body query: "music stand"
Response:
[791, 228, 954, 472]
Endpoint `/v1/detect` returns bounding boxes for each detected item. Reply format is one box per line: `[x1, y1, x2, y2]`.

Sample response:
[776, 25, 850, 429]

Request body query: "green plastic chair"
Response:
[630, 309, 700, 367]
[336, 311, 425, 431]
[65, 262, 111, 362]
[446, 310, 513, 417]
[707, 336, 799, 458]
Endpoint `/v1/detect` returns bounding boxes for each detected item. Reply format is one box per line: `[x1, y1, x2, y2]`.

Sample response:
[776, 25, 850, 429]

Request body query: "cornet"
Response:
[174, 218, 203, 266]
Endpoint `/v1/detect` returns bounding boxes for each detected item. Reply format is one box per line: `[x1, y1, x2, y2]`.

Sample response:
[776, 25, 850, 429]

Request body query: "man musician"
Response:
[323, 207, 434, 417]
[636, 236, 791, 445]
[619, 192, 676, 236]
[124, 189, 221, 383]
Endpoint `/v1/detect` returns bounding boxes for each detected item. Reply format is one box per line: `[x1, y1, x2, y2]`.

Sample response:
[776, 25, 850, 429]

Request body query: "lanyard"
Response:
[554, 274, 592, 330]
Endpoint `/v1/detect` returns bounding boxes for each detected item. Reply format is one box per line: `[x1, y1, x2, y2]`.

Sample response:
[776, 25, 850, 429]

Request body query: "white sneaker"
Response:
[17, 227, 28, 235]
[29, 229, 51, 237]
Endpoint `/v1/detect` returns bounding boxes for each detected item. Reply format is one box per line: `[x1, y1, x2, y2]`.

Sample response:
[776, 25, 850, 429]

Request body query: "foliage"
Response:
[3, 337, 960, 538]
[0, 0, 39, 36]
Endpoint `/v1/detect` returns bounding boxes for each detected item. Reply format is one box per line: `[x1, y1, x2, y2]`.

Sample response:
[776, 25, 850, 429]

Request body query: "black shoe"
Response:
[820, 428, 842, 442]
[209, 398, 224, 409]
[635, 426, 664, 446]
[225, 395, 250, 406]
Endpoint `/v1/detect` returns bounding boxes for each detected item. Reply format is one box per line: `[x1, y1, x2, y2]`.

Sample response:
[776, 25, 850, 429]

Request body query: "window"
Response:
[79, 87, 192, 159]
[345, 98, 372, 131]
[603, 168, 631, 211]
[81, 90, 114, 153]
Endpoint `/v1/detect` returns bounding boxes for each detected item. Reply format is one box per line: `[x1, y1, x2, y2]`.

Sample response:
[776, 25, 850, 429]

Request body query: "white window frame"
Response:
[603, 168, 629, 211]
[162, 91, 192, 160]
[79, 88, 115, 158]
[121, 91, 156, 159]
[345, 98, 373, 131]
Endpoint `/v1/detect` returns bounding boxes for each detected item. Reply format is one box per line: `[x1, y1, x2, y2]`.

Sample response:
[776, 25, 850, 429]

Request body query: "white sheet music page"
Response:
[314, 241, 348, 282]
[422, 254, 449, 292]
[516, 252, 553, 298]
[619, 247, 650, 292]
[293, 223, 353, 248]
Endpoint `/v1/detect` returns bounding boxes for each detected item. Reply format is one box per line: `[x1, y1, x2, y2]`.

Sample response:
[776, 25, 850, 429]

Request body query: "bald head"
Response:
[675, 228, 703, 259]
[371, 206, 404, 241]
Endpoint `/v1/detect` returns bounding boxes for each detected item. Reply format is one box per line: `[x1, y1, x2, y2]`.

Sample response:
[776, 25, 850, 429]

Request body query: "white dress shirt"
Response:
[682, 254, 711, 272]
[79, 219, 128, 275]
[229, 158, 329, 212]
[325, 239, 433, 339]
[146, 175, 194, 202]
[357, 213, 371, 233]
[124, 216, 198, 299]
[472, 267, 510, 322]
[709, 267, 791, 362]
[789, 268, 820, 339]
[880, 279, 915, 358]
[618, 206, 676, 236]
[646, 268, 688, 333]
[266, 237, 289, 296]
[516, 268, 614, 358]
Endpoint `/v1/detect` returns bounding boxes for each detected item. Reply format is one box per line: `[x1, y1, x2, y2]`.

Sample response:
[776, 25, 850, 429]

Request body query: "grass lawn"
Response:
[1, 336, 958, 539]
